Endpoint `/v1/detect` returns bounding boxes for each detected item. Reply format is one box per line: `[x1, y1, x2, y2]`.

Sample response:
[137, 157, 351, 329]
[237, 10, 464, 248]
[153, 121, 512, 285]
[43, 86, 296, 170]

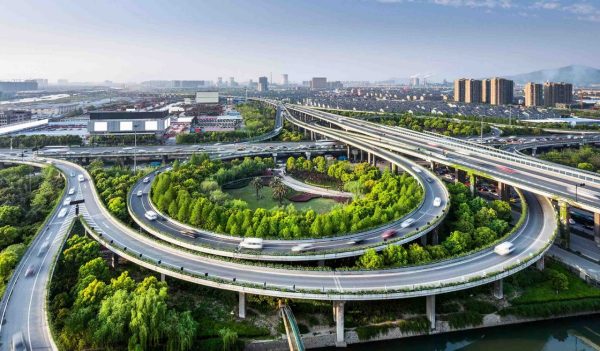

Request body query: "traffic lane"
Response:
[77, 153, 552, 293]
[0, 164, 77, 350]
[129, 145, 447, 252]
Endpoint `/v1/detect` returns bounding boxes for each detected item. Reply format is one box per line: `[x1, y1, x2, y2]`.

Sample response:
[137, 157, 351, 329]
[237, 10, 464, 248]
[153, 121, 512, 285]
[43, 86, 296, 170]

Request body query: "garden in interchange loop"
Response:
[149, 153, 423, 239]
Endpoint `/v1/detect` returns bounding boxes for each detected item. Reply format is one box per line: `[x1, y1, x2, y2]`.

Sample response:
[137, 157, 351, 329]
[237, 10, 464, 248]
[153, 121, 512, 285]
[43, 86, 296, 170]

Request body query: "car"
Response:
[78, 174, 85, 182]
[11, 332, 27, 351]
[291, 243, 313, 253]
[425, 177, 433, 183]
[239, 238, 264, 250]
[400, 218, 416, 228]
[70, 172, 75, 177]
[494, 242, 515, 256]
[346, 238, 364, 245]
[144, 211, 158, 221]
[58, 208, 68, 218]
[143, 177, 150, 183]
[433, 197, 442, 207]
[63, 197, 72, 206]
[137, 190, 143, 197]
[381, 229, 396, 240]
[25, 265, 36, 277]
[38, 241, 50, 256]
[68, 188, 75, 195]
[411, 166, 422, 173]
[181, 230, 199, 239]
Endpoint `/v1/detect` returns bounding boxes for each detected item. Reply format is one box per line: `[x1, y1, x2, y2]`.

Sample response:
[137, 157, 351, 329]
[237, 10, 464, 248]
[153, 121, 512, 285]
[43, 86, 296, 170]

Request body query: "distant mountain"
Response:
[507, 65, 600, 86]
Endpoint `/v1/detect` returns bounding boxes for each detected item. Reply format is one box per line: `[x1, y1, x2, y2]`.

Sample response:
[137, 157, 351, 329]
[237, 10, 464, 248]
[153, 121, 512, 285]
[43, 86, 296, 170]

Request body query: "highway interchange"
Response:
[0, 101, 599, 349]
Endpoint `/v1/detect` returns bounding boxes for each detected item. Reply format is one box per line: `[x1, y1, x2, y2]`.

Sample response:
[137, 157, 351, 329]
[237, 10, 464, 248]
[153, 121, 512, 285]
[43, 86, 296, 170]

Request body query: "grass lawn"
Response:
[511, 261, 600, 305]
[225, 184, 338, 214]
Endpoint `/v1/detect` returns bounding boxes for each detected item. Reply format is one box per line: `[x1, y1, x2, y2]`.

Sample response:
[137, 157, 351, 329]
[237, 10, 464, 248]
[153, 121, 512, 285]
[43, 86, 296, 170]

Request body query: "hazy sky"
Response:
[0, 0, 598, 83]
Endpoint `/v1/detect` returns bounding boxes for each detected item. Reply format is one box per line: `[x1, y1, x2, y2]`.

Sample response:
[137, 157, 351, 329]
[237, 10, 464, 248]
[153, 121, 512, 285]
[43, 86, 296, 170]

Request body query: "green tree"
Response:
[357, 249, 384, 269]
[407, 243, 431, 264]
[270, 178, 287, 206]
[250, 177, 264, 200]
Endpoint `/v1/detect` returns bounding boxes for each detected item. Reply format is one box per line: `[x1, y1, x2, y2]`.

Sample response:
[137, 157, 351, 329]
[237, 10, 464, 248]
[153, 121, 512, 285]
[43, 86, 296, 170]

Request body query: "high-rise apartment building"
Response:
[490, 78, 514, 105]
[465, 79, 482, 103]
[282, 74, 288, 86]
[454, 78, 466, 102]
[481, 79, 491, 104]
[258, 76, 269, 92]
[410, 77, 420, 87]
[310, 77, 328, 90]
[543, 82, 573, 107]
[524, 83, 543, 107]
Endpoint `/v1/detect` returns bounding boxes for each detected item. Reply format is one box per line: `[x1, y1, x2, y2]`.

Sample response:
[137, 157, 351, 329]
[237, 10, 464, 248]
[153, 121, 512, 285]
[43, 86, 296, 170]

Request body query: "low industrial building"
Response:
[87, 111, 170, 135]
[0, 110, 32, 126]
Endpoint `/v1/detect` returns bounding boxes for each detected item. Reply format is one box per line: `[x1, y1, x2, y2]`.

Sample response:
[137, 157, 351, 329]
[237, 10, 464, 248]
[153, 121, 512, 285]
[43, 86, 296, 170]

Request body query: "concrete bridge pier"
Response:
[469, 173, 476, 196]
[333, 301, 346, 347]
[493, 279, 504, 299]
[371, 155, 377, 166]
[346, 145, 351, 160]
[454, 169, 466, 184]
[532, 147, 537, 157]
[310, 131, 315, 141]
[594, 212, 600, 247]
[429, 160, 436, 172]
[497, 182, 510, 201]
[238, 292, 246, 319]
[304, 151, 312, 160]
[391, 163, 398, 174]
[367, 153, 372, 164]
[426, 295, 436, 330]
[272, 153, 277, 164]
[162, 154, 168, 165]
[351, 149, 359, 162]
[421, 234, 428, 246]
[360, 150, 364, 162]
[559, 201, 571, 249]
[160, 273, 166, 282]
[431, 227, 439, 245]
[536, 256, 545, 271]
[111, 253, 119, 269]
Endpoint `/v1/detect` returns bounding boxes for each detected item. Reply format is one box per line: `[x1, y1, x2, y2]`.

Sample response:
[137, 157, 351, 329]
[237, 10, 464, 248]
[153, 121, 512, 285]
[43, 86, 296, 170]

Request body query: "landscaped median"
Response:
[128, 154, 451, 261]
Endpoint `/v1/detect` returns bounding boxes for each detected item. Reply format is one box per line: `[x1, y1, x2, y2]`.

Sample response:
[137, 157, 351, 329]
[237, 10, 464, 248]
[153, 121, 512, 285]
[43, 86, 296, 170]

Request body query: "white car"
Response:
[238, 238, 264, 250]
[144, 211, 158, 221]
[143, 177, 150, 183]
[63, 197, 72, 206]
[78, 174, 85, 182]
[137, 190, 143, 197]
[494, 242, 515, 256]
[400, 218, 415, 228]
[291, 243, 313, 253]
[68, 188, 75, 195]
[433, 197, 442, 207]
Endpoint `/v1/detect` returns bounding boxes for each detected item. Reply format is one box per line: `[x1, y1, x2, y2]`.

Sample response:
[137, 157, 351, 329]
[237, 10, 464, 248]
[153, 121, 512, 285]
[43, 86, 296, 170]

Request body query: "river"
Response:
[330, 314, 600, 351]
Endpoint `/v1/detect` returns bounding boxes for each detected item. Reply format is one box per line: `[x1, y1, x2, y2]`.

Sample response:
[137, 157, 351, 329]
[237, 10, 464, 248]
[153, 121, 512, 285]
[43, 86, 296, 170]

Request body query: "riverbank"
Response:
[246, 310, 600, 350]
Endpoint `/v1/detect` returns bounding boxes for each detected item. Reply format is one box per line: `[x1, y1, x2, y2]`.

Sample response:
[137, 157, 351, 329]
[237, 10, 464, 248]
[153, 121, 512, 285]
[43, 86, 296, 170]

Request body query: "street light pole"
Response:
[480, 115, 483, 142]
[133, 131, 137, 173]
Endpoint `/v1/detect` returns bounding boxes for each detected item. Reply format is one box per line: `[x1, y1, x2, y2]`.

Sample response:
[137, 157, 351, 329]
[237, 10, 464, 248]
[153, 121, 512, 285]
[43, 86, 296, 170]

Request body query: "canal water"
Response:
[334, 314, 600, 351]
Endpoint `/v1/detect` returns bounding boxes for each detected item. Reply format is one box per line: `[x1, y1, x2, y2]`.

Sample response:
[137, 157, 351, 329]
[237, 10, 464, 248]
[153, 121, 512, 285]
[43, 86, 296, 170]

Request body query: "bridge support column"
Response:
[421, 234, 428, 246]
[493, 279, 504, 300]
[498, 182, 510, 201]
[594, 212, 600, 247]
[391, 163, 398, 174]
[431, 228, 439, 245]
[347, 146, 351, 160]
[351, 149, 359, 162]
[160, 273, 166, 282]
[372, 155, 377, 166]
[360, 150, 364, 162]
[303, 128, 307, 137]
[310, 131, 315, 141]
[333, 301, 346, 347]
[429, 160, 436, 172]
[426, 295, 436, 330]
[162, 154, 168, 165]
[532, 147, 537, 157]
[469, 173, 476, 196]
[367, 153, 372, 164]
[111, 253, 119, 269]
[559, 201, 571, 249]
[238, 292, 246, 319]
[536, 256, 545, 271]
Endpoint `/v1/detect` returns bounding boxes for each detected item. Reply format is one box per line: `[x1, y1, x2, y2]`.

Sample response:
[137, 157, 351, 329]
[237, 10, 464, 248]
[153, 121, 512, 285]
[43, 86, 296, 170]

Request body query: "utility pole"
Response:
[133, 130, 137, 173]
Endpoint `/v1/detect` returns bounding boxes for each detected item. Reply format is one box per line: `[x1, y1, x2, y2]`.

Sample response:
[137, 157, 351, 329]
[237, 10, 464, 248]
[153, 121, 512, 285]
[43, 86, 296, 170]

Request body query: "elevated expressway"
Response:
[284, 105, 600, 239]
[0, 103, 575, 348]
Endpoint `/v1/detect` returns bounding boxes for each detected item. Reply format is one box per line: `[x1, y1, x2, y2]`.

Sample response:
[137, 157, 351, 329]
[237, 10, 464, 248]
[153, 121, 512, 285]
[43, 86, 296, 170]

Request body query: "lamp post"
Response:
[575, 183, 585, 202]
[133, 130, 137, 173]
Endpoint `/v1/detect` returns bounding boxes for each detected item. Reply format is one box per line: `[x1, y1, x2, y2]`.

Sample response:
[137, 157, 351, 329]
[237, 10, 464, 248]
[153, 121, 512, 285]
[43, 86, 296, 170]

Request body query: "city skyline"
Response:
[0, 0, 598, 83]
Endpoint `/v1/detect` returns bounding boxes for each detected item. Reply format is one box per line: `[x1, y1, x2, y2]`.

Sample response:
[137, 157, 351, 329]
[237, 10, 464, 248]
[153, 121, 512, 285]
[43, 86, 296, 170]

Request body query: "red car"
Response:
[381, 229, 397, 241]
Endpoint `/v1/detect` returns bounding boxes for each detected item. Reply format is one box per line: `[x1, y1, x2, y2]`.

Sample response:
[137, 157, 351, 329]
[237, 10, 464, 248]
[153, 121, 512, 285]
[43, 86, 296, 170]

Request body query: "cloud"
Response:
[375, 0, 600, 22]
